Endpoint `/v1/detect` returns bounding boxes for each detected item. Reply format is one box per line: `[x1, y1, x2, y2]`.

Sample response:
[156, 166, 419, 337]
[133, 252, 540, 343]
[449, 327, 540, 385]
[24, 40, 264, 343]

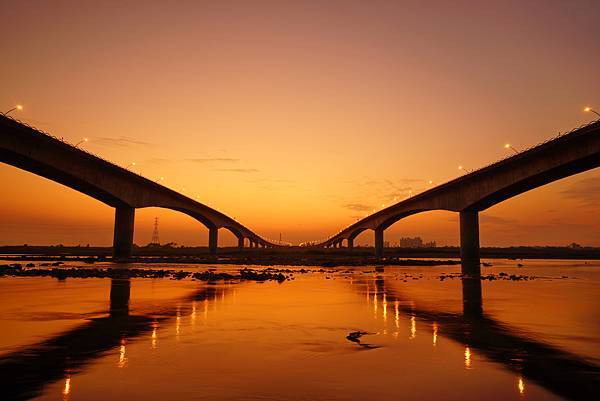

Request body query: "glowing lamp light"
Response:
[584, 106, 600, 117]
[3, 104, 24, 116]
[75, 138, 89, 147]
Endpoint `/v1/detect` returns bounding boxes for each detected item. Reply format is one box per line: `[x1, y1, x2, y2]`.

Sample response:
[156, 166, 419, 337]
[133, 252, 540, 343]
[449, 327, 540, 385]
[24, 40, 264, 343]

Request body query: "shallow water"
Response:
[0, 259, 598, 401]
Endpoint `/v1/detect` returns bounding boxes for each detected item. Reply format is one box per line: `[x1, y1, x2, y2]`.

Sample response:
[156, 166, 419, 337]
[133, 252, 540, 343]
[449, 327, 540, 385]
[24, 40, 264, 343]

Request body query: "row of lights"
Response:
[313, 106, 600, 245]
[1, 104, 230, 224]
[5, 103, 600, 247]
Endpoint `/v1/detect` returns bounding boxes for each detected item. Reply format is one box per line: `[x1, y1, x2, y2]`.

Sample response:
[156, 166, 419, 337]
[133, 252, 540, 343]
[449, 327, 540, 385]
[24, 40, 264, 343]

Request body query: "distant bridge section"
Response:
[0, 115, 282, 259]
[317, 120, 600, 274]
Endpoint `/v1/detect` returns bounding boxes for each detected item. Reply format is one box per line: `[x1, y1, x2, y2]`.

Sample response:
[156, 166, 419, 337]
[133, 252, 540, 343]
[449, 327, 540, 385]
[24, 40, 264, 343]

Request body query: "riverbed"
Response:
[0, 259, 598, 401]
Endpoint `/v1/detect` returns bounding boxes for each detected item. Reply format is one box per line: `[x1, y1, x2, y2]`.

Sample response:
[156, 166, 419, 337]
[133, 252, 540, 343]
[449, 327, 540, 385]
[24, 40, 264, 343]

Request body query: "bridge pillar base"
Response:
[460, 210, 480, 277]
[110, 278, 131, 317]
[462, 276, 483, 318]
[237, 236, 244, 251]
[374, 227, 384, 258]
[113, 207, 135, 262]
[348, 238, 353, 251]
[209, 227, 218, 255]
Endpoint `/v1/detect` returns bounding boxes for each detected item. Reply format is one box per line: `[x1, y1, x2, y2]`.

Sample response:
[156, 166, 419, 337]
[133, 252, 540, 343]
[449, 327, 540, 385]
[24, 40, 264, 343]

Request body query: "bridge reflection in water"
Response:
[0, 273, 598, 401]
[353, 273, 599, 401]
[0, 278, 232, 401]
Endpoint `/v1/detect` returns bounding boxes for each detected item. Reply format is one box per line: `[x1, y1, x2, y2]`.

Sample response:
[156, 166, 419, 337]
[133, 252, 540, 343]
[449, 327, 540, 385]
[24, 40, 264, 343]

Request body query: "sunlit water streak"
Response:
[0, 259, 597, 401]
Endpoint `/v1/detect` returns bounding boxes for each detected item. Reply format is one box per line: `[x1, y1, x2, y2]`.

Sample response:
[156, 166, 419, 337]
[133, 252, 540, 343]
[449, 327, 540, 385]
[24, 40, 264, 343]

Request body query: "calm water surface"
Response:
[0, 259, 598, 401]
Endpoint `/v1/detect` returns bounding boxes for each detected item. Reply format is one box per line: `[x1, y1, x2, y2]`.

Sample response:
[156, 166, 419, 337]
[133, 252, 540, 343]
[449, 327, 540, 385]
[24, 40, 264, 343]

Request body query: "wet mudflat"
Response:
[0, 259, 598, 401]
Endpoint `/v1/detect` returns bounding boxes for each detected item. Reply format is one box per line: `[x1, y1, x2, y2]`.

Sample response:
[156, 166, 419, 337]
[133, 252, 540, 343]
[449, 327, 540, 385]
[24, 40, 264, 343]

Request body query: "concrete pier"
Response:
[462, 277, 483, 318]
[460, 210, 480, 277]
[109, 278, 131, 317]
[347, 238, 353, 250]
[209, 227, 218, 255]
[237, 236, 244, 251]
[113, 207, 135, 261]
[374, 227, 384, 258]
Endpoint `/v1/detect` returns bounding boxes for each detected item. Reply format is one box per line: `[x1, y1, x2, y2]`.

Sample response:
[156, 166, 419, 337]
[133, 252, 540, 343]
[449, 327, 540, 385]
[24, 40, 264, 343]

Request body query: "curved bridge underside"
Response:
[318, 120, 600, 265]
[0, 116, 281, 257]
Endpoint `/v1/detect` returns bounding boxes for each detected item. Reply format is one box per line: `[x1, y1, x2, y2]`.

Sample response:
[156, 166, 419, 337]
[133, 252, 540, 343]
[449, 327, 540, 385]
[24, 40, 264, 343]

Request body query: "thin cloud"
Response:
[213, 168, 259, 173]
[92, 136, 149, 147]
[561, 177, 600, 206]
[146, 158, 172, 165]
[188, 158, 240, 164]
[343, 203, 373, 212]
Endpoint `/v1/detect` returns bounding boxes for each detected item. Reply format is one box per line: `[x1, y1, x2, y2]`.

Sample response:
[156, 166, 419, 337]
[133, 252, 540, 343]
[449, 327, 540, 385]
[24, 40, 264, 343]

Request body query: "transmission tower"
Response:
[151, 217, 160, 245]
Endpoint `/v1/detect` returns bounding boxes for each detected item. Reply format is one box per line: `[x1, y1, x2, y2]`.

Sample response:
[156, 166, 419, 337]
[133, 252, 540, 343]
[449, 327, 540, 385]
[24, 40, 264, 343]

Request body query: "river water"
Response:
[0, 259, 598, 401]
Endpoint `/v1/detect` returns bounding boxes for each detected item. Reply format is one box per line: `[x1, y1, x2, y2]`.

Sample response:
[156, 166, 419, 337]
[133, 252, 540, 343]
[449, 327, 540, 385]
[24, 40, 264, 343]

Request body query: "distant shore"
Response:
[0, 245, 598, 267]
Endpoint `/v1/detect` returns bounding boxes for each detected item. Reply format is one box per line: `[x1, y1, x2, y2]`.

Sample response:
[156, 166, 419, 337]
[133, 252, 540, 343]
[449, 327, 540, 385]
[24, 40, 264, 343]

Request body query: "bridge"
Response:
[352, 275, 600, 401]
[316, 120, 600, 275]
[0, 115, 282, 260]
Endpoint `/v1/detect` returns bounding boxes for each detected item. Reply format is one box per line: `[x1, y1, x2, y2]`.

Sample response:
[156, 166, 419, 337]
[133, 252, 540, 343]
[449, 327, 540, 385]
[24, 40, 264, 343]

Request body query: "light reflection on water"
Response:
[0, 260, 598, 401]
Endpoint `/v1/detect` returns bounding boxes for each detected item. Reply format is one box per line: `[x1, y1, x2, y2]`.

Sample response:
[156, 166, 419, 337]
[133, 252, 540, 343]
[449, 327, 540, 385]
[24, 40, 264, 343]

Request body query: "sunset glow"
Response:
[1, 1, 598, 247]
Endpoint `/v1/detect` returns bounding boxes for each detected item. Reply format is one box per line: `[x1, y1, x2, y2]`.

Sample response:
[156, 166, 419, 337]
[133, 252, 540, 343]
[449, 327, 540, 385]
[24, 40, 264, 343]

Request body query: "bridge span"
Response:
[317, 120, 600, 275]
[0, 115, 283, 260]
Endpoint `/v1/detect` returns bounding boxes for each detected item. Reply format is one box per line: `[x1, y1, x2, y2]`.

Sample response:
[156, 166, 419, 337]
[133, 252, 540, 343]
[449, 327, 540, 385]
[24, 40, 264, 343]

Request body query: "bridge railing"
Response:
[318, 118, 600, 244]
[1, 115, 287, 247]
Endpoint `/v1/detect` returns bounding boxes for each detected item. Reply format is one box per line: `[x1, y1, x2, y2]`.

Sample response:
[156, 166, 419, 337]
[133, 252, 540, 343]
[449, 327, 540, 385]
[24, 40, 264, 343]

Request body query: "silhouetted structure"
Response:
[150, 217, 160, 245]
[318, 120, 600, 277]
[354, 276, 600, 401]
[0, 116, 283, 261]
[0, 279, 226, 401]
[399, 236, 436, 248]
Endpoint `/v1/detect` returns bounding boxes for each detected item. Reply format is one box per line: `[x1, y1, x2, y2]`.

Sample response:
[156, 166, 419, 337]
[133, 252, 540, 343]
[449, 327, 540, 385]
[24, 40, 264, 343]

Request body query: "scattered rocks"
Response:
[0, 265, 291, 283]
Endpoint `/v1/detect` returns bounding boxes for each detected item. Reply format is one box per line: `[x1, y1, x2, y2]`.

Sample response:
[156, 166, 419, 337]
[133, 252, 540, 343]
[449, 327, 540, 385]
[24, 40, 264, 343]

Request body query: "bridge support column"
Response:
[462, 276, 483, 318]
[374, 227, 384, 258]
[348, 238, 353, 251]
[237, 236, 244, 251]
[113, 207, 135, 262]
[460, 210, 480, 277]
[209, 227, 218, 255]
[110, 278, 131, 317]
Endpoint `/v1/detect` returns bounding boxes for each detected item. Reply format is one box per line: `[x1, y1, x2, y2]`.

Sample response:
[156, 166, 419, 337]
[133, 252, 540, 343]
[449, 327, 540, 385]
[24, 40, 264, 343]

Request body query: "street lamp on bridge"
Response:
[3, 104, 23, 116]
[504, 143, 518, 154]
[584, 106, 600, 118]
[75, 138, 89, 147]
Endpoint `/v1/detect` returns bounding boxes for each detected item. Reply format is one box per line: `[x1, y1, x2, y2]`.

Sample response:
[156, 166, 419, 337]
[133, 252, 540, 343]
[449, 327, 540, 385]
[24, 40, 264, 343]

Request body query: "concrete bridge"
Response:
[317, 120, 600, 275]
[355, 275, 600, 401]
[0, 115, 282, 260]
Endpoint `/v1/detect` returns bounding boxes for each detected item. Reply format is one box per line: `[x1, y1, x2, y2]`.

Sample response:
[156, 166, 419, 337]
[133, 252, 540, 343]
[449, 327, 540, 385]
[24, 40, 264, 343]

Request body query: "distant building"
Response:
[399, 237, 436, 248]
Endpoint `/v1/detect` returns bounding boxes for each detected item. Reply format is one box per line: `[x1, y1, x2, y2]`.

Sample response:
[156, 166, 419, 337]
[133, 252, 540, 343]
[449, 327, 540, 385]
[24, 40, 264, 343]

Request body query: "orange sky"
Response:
[1, 0, 599, 247]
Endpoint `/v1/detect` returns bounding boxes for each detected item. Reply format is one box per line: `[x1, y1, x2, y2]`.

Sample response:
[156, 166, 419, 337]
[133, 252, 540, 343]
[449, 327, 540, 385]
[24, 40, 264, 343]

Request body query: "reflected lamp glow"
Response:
[517, 377, 525, 395]
[464, 345, 472, 369]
